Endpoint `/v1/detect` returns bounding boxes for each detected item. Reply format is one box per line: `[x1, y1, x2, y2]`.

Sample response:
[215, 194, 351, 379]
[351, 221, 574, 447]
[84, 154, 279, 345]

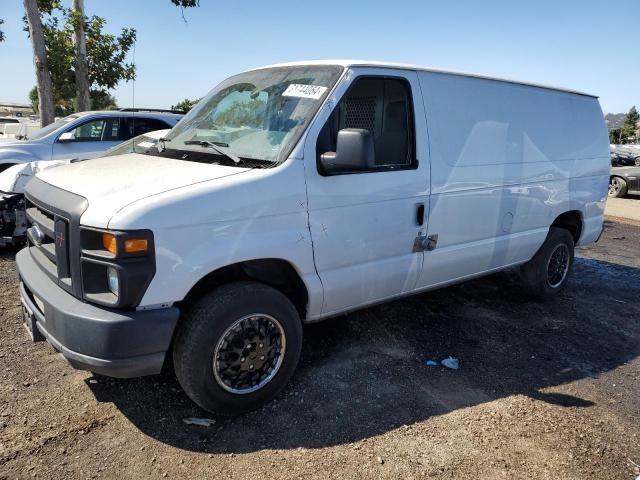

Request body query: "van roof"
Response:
[253, 60, 597, 98]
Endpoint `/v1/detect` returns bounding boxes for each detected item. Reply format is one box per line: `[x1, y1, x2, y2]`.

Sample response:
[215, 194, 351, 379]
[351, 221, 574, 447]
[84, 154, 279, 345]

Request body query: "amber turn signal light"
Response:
[102, 233, 117, 254]
[124, 239, 149, 254]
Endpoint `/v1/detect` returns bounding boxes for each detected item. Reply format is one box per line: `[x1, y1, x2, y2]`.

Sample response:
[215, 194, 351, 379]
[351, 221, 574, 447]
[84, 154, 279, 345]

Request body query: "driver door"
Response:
[52, 117, 122, 160]
[303, 68, 431, 316]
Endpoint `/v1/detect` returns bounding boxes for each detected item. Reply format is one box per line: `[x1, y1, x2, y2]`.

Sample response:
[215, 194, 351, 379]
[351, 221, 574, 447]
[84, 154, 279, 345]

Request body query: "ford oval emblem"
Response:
[29, 225, 45, 246]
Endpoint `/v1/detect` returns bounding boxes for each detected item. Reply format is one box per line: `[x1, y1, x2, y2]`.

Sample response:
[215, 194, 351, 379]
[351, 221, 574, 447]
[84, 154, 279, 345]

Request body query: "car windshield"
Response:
[28, 114, 80, 140]
[162, 65, 343, 165]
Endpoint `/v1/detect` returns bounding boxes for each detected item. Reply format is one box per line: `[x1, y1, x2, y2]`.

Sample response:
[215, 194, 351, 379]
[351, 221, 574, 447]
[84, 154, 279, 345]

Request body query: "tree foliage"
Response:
[623, 106, 639, 129]
[170, 0, 200, 6]
[25, 1, 135, 115]
[0, 19, 6, 42]
[30, 86, 118, 115]
[171, 98, 201, 112]
[610, 106, 640, 144]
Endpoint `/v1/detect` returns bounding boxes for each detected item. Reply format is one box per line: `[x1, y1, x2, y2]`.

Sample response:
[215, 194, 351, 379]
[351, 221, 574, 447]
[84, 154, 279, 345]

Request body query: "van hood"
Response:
[35, 153, 250, 227]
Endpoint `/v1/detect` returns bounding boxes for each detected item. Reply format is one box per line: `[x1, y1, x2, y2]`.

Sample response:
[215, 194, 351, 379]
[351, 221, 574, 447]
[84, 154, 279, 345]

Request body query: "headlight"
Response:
[80, 228, 155, 308]
[107, 267, 119, 296]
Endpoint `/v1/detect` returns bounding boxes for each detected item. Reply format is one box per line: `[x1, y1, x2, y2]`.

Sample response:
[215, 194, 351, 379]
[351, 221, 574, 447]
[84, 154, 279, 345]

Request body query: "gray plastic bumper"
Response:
[16, 248, 180, 378]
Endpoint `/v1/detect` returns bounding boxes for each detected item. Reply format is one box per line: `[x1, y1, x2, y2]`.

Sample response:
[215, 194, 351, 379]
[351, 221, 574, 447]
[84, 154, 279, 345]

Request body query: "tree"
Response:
[623, 106, 639, 129]
[89, 90, 117, 110]
[609, 128, 622, 145]
[30, 86, 118, 116]
[0, 19, 6, 42]
[26, 3, 136, 116]
[70, 0, 90, 111]
[171, 98, 201, 112]
[612, 106, 640, 144]
[24, 0, 56, 126]
[170, 0, 200, 5]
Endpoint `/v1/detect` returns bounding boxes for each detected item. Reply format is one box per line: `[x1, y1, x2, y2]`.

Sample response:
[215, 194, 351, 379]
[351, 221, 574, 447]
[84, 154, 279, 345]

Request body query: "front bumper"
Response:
[16, 248, 180, 378]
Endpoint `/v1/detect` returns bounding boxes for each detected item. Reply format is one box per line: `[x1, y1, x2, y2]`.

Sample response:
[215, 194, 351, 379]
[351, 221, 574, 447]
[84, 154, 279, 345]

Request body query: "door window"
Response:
[120, 117, 172, 140]
[64, 117, 120, 142]
[317, 77, 415, 173]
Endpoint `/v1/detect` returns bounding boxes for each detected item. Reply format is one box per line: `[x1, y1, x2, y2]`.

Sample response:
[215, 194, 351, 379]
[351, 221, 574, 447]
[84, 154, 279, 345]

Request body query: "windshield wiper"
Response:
[183, 140, 242, 164]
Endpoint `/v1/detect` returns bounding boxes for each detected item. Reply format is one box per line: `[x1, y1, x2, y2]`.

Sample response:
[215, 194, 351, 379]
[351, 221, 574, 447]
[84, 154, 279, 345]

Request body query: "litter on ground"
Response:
[441, 357, 459, 370]
[182, 417, 216, 427]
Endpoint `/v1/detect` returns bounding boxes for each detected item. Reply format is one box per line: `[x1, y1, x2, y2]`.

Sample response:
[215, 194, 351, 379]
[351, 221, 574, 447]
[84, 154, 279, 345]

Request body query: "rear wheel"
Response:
[520, 227, 575, 300]
[173, 282, 302, 416]
[608, 176, 628, 198]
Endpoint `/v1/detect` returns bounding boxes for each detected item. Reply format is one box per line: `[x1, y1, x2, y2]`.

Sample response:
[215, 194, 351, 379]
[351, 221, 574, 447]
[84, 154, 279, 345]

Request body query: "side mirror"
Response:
[320, 128, 375, 173]
[58, 131, 75, 143]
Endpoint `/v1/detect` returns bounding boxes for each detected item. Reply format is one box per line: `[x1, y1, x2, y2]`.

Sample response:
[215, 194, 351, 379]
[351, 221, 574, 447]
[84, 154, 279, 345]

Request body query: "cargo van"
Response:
[16, 61, 610, 415]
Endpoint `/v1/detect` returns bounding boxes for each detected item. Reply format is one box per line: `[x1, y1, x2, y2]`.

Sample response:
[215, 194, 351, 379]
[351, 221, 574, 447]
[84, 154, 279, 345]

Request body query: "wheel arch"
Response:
[179, 258, 310, 321]
[551, 210, 583, 243]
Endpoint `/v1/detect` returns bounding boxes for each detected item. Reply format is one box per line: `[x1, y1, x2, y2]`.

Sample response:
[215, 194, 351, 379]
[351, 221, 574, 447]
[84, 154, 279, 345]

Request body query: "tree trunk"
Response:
[23, 0, 55, 127]
[71, 0, 90, 111]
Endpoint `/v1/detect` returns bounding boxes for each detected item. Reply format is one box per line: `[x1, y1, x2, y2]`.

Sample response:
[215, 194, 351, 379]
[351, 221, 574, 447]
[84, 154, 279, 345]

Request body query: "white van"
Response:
[16, 61, 609, 415]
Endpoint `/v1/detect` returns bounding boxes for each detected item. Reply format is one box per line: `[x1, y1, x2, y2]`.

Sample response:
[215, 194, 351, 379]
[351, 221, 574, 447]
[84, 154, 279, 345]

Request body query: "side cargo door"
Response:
[303, 67, 431, 317]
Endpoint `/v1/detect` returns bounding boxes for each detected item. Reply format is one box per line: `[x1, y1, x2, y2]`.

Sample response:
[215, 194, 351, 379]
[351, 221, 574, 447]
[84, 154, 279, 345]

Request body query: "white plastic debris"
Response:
[182, 417, 216, 427]
[441, 356, 459, 370]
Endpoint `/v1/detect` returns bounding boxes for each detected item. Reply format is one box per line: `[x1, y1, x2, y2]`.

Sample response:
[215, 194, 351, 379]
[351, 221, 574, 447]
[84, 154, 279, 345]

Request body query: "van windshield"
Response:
[161, 65, 343, 165]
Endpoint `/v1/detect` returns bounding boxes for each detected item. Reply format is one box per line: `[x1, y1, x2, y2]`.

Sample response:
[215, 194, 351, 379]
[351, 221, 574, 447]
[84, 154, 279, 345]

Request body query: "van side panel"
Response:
[417, 72, 609, 288]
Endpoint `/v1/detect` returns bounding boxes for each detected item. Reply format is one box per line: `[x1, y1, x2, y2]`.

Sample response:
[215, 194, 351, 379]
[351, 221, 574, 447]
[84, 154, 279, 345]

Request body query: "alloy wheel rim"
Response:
[213, 314, 286, 394]
[609, 179, 620, 196]
[546, 244, 570, 288]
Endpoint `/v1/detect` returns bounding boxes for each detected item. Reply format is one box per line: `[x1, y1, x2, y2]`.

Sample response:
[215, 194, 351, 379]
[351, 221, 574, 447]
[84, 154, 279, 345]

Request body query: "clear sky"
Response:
[1, 0, 638, 114]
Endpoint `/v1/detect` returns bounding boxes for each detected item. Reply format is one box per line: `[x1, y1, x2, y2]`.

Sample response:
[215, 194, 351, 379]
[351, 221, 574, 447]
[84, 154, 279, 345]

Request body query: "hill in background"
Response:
[605, 113, 626, 129]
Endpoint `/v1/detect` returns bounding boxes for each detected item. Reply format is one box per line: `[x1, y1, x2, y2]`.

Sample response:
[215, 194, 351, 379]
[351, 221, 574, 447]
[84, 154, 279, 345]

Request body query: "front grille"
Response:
[25, 200, 72, 288]
[24, 177, 88, 299]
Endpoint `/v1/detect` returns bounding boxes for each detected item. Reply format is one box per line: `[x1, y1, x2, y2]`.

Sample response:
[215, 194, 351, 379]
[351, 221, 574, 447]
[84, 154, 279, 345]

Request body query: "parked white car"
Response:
[0, 129, 169, 246]
[0, 109, 182, 171]
[15, 61, 610, 416]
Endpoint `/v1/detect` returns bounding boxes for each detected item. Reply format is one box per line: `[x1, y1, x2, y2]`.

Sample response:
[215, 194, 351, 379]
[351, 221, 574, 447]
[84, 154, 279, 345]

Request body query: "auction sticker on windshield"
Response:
[282, 84, 328, 100]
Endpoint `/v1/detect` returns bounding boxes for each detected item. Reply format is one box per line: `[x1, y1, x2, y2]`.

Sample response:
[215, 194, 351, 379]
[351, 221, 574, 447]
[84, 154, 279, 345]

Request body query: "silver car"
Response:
[0, 109, 183, 172]
[0, 128, 170, 246]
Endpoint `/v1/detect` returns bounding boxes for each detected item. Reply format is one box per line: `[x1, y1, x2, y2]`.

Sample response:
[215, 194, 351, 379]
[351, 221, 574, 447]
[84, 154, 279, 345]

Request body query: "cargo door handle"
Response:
[415, 203, 425, 226]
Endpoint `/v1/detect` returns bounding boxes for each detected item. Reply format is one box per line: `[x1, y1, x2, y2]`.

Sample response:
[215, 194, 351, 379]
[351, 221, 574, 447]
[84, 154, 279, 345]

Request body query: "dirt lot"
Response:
[0, 220, 639, 480]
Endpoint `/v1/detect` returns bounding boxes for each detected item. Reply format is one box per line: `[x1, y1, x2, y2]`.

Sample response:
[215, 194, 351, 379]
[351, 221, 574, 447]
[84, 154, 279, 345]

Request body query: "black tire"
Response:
[608, 176, 628, 198]
[173, 281, 302, 416]
[520, 227, 575, 300]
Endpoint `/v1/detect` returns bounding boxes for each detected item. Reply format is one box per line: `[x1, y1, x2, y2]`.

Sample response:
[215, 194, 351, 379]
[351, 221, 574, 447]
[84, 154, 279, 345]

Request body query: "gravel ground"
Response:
[0, 220, 639, 479]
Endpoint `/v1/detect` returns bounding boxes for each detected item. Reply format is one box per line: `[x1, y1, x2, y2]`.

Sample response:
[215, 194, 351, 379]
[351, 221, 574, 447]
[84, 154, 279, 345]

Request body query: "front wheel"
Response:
[173, 282, 303, 416]
[520, 227, 575, 300]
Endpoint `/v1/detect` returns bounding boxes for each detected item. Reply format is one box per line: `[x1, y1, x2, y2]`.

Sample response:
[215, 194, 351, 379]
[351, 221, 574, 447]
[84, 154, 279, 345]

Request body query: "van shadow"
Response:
[87, 256, 640, 453]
